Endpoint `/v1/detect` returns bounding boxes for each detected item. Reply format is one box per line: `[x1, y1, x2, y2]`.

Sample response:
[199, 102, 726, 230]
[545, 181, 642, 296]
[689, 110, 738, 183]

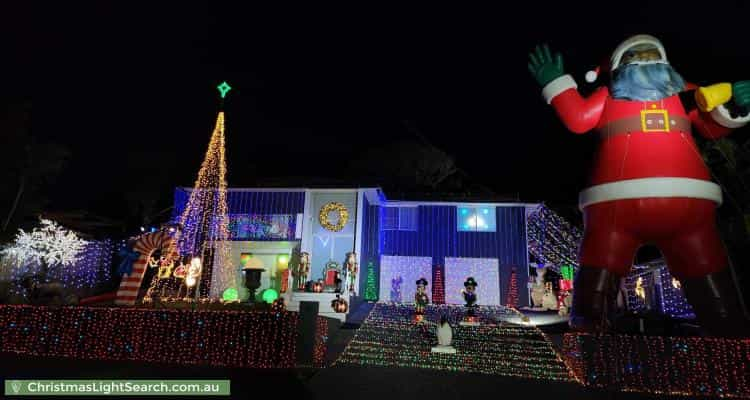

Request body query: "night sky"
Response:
[13, 2, 750, 223]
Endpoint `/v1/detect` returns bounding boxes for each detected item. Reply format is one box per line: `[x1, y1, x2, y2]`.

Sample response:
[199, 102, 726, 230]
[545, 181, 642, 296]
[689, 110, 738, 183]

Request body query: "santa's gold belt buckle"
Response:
[641, 109, 670, 132]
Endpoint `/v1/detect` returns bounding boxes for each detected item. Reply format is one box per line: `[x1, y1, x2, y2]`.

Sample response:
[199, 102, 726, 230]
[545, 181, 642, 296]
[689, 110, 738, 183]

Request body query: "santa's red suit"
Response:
[542, 48, 747, 280]
[536, 34, 750, 335]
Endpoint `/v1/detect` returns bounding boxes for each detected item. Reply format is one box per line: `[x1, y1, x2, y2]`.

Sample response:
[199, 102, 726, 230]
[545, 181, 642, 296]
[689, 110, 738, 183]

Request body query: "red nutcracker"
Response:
[529, 34, 750, 335]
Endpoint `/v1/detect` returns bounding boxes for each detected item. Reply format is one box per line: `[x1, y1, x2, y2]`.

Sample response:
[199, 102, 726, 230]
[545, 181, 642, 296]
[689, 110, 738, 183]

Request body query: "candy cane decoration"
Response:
[115, 231, 176, 306]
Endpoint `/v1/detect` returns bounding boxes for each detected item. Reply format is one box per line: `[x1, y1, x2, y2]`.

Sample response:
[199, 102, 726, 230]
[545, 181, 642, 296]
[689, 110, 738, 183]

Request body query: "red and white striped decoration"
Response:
[115, 231, 176, 306]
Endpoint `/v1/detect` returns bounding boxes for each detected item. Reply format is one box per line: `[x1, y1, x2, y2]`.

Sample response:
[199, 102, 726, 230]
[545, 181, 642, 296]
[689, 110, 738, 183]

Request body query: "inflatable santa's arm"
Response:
[545, 79, 608, 134]
[688, 81, 750, 139]
[529, 44, 607, 134]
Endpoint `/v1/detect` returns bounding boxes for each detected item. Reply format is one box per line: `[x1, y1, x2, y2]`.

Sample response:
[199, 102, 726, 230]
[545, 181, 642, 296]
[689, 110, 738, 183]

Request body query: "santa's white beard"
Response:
[611, 63, 686, 101]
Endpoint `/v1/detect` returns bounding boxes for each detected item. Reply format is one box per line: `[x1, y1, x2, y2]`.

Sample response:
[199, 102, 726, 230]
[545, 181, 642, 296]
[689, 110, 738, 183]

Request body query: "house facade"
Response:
[172, 187, 539, 320]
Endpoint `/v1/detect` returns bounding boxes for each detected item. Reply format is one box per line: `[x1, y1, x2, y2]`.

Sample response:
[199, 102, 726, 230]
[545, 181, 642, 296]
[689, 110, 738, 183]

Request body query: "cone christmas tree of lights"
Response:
[173, 81, 237, 299]
[364, 261, 378, 301]
[432, 264, 445, 304]
[505, 267, 518, 307]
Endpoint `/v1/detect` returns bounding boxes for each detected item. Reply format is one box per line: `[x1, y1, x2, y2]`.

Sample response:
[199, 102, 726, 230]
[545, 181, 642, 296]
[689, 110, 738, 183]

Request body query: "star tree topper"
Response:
[217, 81, 232, 99]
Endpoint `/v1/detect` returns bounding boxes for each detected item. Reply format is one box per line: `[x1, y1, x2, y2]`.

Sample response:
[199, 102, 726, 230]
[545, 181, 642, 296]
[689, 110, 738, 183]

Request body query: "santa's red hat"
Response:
[585, 34, 667, 83]
[585, 61, 610, 83]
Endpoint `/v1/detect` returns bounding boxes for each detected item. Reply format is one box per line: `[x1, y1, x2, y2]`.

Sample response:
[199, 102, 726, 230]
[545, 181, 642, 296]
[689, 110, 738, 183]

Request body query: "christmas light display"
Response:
[227, 214, 296, 240]
[621, 263, 695, 318]
[378, 256, 432, 303]
[505, 267, 518, 307]
[445, 257, 499, 305]
[526, 205, 582, 269]
[314, 316, 328, 368]
[334, 303, 576, 381]
[432, 265, 445, 304]
[0, 305, 328, 369]
[659, 267, 694, 319]
[2, 239, 115, 294]
[171, 106, 235, 299]
[1, 218, 88, 270]
[116, 231, 177, 305]
[364, 261, 378, 301]
[563, 333, 750, 398]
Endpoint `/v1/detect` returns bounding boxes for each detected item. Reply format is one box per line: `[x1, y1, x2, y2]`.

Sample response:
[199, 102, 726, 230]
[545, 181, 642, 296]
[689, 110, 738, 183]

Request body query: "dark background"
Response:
[3, 1, 750, 231]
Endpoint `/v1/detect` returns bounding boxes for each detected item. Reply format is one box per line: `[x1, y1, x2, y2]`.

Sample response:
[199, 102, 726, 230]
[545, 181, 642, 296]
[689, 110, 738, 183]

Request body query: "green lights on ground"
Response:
[222, 287, 239, 301]
[262, 288, 279, 304]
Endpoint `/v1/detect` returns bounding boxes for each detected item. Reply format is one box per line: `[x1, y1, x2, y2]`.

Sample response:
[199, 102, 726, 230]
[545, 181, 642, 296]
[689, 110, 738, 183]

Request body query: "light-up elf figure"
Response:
[415, 277, 429, 315]
[529, 35, 750, 335]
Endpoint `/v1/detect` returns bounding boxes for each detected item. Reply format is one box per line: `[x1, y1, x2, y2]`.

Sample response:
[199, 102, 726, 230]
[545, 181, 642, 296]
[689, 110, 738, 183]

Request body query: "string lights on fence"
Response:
[0, 305, 327, 368]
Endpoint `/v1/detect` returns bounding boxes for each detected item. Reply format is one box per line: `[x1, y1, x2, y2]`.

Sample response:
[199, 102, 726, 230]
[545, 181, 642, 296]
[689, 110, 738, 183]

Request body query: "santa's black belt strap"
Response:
[598, 115, 691, 139]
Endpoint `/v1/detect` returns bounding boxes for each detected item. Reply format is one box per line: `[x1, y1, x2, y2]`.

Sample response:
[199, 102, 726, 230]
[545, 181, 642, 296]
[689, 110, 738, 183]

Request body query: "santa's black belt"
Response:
[598, 115, 691, 139]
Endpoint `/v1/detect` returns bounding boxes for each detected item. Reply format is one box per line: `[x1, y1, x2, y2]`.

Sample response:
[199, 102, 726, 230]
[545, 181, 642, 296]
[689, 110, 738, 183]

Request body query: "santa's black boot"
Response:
[681, 268, 750, 338]
[569, 266, 620, 332]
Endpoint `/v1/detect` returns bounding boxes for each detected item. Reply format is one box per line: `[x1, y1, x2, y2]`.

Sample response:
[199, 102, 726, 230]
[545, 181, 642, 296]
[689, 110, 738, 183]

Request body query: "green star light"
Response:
[217, 81, 232, 98]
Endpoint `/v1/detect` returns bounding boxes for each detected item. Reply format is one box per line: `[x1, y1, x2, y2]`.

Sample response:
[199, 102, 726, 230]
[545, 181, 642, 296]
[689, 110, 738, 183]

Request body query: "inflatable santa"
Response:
[529, 34, 750, 336]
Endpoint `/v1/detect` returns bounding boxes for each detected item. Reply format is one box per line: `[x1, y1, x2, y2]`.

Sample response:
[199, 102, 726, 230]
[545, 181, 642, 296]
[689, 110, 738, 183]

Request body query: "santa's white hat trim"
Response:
[610, 34, 668, 72]
[578, 177, 722, 210]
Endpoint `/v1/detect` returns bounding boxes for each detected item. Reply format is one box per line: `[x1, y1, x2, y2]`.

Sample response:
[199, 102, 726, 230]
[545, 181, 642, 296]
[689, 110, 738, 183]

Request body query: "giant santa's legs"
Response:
[681, 269, 748, 337]
[570, 267, 620, 332]
[658, 218, 750, 337]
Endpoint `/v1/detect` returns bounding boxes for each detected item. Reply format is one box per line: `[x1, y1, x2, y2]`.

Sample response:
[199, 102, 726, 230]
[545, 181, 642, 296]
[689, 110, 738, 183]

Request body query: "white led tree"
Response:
[1, 218, 88, 273]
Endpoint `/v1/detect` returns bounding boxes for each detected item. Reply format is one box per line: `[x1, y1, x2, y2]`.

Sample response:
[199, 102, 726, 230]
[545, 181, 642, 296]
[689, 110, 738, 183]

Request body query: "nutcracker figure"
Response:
[343, 252, 359, 295]
[296, 252, 310, 291]
[529, 34, 750, 335]
[415, 277, 429, 315]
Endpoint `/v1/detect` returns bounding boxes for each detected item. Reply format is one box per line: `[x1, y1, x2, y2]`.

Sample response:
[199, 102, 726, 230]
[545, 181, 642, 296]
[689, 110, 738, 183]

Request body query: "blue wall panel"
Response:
[378, 206, 528, 305]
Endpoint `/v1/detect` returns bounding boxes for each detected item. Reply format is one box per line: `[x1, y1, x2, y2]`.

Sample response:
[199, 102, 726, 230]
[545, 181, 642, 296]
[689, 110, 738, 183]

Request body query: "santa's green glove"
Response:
[528, 44, 565, 87]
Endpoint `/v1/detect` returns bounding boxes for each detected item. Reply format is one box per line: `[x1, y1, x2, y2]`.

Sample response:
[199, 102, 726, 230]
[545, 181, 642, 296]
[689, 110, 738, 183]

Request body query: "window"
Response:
[457, 206, 496, 232]
[382, 207, 418, 231]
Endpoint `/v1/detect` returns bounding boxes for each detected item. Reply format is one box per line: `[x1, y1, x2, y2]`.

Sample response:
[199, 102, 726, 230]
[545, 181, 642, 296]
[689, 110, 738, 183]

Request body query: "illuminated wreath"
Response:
[319, 202, 349, 232]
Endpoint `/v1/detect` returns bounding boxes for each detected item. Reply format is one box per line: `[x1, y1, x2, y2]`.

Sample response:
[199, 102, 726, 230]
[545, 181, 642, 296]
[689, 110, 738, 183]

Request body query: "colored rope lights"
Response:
[333, 303, 577, 381]
[0, 305, 327, 369]
[563, 333, 750, 398]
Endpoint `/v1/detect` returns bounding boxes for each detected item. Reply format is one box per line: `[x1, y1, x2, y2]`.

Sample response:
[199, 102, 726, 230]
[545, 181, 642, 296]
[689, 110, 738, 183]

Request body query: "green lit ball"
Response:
[222, 288, 239, 301]
[262, 288, 279, 304]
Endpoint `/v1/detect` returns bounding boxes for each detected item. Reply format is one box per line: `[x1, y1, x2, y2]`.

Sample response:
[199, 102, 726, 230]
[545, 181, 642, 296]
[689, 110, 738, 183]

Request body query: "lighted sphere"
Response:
[262, 288, 279, 304]
[222, 287, 239, 301]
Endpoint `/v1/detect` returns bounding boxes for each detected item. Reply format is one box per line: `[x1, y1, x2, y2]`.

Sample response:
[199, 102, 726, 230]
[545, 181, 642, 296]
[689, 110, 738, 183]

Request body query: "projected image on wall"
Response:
[445, 257, 500, 305]
[379, 256, 432, 303]
[457, 206, 496, 232]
